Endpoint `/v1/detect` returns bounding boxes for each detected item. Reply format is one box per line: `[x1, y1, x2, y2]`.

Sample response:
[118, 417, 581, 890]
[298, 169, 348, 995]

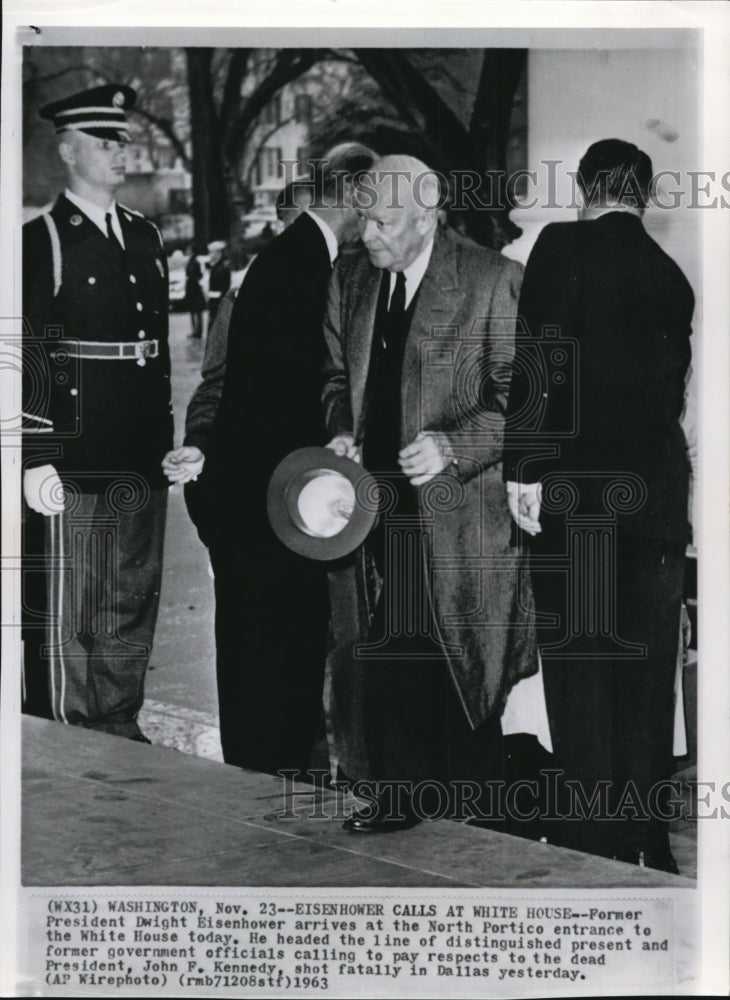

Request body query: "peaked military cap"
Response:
[39, 83, 136, 142]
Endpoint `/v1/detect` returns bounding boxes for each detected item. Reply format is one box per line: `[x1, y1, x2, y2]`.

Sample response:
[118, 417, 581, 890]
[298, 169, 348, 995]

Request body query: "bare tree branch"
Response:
[22, 65, 93, 90]
[130, 107, 191, 171]
[353, 49, 477, 166]
[244, 113, 299, 187]
[223, 48, 327, 166]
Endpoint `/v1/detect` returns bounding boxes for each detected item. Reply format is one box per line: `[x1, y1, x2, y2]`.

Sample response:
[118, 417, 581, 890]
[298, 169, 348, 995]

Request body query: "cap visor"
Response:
[69, 126, 131, 142]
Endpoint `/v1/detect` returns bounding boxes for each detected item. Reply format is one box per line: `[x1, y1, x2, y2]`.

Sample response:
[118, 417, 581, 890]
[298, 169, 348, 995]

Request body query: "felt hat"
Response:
[267, 446, 378, 561]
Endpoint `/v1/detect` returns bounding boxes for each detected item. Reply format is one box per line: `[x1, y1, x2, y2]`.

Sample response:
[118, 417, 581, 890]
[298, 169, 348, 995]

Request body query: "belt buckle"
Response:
[134, 340, 154, 367]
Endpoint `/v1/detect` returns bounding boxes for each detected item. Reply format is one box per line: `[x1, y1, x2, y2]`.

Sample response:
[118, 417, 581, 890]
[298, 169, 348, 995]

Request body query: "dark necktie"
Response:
[105, 210, 124, 253]
[389, 270, 406, 317]
[380, 270, 406, 350]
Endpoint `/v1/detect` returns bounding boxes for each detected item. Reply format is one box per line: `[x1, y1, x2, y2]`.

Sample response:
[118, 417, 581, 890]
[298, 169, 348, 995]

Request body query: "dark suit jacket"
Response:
[23, 194, 172, 491]
[504, 212, 693, 543]
[191, 212, 332, 546]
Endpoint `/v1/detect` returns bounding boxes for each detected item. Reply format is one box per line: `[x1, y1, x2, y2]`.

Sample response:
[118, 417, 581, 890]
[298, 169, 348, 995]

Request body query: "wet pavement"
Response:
[23, 716, 696, 888]
[140, 311, 221, 758]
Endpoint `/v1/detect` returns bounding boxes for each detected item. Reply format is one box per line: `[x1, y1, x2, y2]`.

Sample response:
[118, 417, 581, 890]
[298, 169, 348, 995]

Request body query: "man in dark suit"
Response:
[323, 154, 537, 832]
[22, 84, 172, 742]
[503, 139, 693, 871]
[166, 143, 375, 774]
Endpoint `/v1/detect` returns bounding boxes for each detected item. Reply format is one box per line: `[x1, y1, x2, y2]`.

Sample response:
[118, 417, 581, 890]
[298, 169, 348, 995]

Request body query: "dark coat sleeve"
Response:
[22, 218, 61, 465]
[503, 223, 573, 483]
[183, 287, 237, 453]
[321, 255, 355, 439]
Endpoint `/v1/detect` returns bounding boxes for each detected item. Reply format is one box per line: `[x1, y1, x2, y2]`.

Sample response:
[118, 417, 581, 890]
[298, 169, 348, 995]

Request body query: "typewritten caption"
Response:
[30, 894, 676, 994]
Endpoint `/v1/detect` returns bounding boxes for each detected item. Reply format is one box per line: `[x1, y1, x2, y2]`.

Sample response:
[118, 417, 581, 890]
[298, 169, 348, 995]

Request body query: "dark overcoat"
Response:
[503, 212, 693, 543]
[191, 211, 333, 543]
[501, 212, 694, 857]
[322, 224, 538, 779]
[190, 211, 334, 772]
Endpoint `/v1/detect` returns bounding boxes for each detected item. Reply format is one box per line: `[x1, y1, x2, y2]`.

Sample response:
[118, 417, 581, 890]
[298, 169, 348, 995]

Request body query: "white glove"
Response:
[506, 480, 542, 535]
[23, 465, 65, 516]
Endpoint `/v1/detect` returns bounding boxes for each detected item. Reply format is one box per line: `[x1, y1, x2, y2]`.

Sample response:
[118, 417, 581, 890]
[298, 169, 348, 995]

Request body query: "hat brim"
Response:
[59, 126, 131, 142]
[267, 446, 378, 561]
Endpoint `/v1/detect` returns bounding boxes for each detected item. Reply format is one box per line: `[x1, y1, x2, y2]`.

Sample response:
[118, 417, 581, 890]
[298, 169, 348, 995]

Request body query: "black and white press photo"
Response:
[1, 2, 728, 997]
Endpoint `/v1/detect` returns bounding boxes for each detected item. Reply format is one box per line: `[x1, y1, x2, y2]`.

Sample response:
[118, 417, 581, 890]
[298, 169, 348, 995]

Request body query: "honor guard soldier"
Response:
[22, 83, 173, 742]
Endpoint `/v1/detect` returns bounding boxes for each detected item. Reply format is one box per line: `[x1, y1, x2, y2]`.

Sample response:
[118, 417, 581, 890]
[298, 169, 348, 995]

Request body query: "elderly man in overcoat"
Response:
[323, 154, 537, 832]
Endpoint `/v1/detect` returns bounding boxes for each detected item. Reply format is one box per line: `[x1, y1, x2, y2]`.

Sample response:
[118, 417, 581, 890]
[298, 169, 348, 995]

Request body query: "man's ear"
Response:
[57, 140, 75, 167]
[415, 209, 435, 236]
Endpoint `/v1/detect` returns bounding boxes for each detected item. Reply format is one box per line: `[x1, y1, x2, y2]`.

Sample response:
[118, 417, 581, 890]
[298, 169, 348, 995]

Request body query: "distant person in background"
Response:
[206, 240, 230, 325]
[185, 245, 206, 338]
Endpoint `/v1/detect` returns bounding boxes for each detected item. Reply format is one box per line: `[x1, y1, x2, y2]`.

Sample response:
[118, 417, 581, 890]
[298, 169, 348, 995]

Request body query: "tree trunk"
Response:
[186, 48, 229, 246]
[468, 49, 527, 248]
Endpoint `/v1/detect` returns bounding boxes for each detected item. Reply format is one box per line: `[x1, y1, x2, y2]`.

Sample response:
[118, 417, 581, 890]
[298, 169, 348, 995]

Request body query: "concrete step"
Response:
[23, 717, 695, 888]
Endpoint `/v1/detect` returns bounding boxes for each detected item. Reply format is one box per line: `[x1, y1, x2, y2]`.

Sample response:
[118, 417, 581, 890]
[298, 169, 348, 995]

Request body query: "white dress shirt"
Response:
[65, 188, 126, 248]
[389, 238, 435, 309]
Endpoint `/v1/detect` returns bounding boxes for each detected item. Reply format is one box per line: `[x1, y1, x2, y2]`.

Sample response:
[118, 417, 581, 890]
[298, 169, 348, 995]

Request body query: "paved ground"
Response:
[23, 717, 696, 889]
[140, 312, 221, 756]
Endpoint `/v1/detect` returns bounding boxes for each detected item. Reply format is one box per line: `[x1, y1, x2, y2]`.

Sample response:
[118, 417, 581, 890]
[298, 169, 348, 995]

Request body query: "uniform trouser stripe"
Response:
[48, 510, 68, 723]
[43, 490, 167, 732]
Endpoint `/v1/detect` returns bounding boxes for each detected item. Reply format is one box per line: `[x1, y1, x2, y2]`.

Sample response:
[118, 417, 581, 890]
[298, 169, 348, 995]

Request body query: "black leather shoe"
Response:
[343, 795, 421, 834]
[128, 732, 152, 744]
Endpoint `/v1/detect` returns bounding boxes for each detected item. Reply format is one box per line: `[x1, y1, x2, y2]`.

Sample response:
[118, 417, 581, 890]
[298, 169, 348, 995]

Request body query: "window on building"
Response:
[260, 95, 281, 126]
[168, 189, 191, 213]
[294, 93, 312, 123]
[157, 146, 175, 169]
[271, 147, 283, 179]
[256, 147, 284, 183]
[296, 146, 310, 173]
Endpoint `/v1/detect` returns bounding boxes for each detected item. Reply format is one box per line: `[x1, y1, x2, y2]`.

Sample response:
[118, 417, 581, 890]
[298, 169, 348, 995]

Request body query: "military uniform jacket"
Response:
[23, 194, 173, 492]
